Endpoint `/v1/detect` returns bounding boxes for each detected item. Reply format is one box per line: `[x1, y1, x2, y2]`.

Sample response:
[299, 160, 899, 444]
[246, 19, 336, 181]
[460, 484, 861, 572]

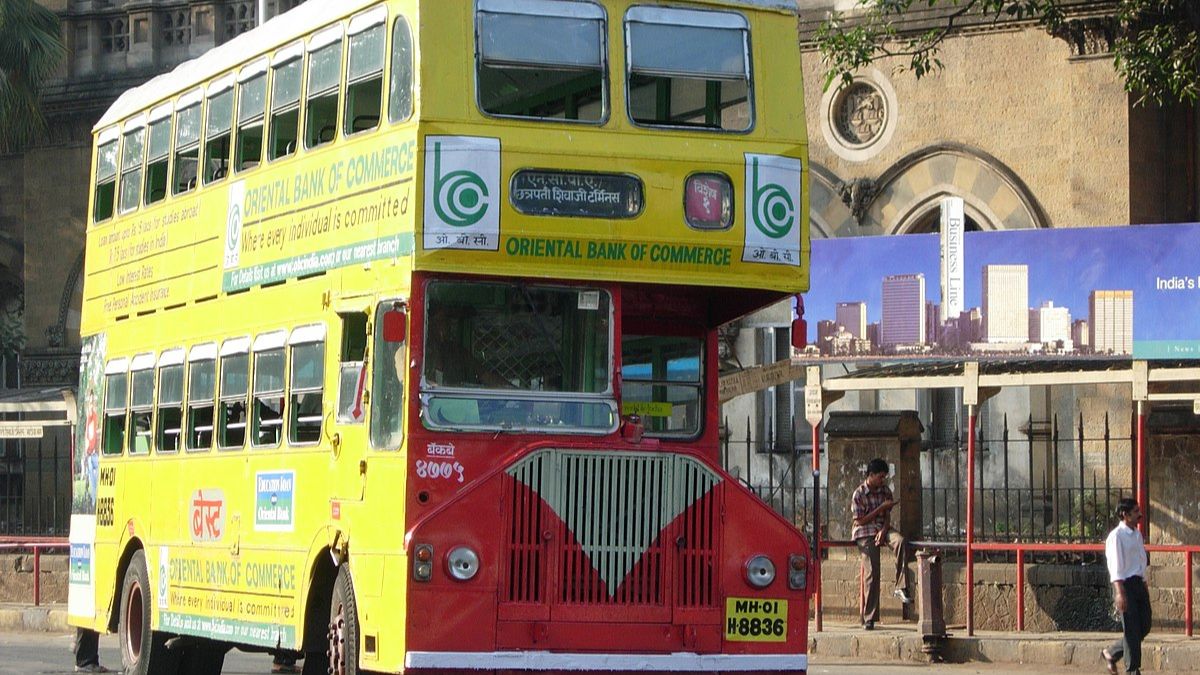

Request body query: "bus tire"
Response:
[328, 565, 361, 675]
[118, 550, 178, 675]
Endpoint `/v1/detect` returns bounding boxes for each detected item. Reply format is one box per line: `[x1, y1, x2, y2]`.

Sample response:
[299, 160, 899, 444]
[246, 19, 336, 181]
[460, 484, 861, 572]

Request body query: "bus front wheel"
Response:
[119, 550, 178, 675]
[327, 565, 361, 675]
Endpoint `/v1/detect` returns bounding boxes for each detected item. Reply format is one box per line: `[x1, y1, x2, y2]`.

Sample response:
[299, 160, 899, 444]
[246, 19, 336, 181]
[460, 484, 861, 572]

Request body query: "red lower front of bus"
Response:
[404, 446, 809, 673]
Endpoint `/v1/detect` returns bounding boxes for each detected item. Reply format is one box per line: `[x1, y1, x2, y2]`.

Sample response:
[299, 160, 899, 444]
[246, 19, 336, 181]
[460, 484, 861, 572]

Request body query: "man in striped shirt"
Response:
[850, 458, 912, 630]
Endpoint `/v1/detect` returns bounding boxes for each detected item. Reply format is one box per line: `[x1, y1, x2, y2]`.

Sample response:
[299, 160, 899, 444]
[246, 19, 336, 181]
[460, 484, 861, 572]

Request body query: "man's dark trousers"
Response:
[1108, 575, 1151, 673]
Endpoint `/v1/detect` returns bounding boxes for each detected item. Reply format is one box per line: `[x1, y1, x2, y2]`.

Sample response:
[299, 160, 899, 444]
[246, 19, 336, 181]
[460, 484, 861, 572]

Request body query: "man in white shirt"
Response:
[1102, 498, 1149, 675]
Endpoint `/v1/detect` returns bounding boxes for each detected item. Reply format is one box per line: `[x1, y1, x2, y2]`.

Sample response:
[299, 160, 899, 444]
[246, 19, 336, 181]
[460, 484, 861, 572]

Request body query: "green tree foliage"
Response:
[816, 0, 1199, 106]
[0, 0, 65, 154]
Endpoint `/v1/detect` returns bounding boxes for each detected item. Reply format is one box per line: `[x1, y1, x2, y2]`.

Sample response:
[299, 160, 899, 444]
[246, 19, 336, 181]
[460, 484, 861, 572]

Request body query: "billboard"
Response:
[800, 223, 1200, 361]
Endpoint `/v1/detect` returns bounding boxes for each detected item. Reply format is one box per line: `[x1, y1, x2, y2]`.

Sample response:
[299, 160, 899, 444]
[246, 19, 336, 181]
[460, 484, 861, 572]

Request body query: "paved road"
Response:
[0, 631, 1102, 674]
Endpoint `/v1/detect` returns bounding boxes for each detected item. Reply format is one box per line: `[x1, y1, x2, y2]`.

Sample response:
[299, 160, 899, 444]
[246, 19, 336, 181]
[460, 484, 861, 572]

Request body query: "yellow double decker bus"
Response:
[68, 1, 811, 673]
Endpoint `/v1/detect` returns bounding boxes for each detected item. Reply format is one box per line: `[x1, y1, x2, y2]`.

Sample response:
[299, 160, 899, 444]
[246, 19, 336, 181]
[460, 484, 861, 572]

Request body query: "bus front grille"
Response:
[504, 449, 720, 610]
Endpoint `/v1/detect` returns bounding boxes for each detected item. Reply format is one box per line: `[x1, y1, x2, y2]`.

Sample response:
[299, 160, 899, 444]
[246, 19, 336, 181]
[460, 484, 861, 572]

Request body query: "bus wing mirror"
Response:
[382, 306, 407, 343]
[791, 294, 807, 350]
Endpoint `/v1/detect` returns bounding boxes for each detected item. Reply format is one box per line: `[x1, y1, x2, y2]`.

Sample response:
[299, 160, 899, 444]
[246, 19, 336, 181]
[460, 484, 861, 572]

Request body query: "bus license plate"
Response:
[724, 597, 787, 642]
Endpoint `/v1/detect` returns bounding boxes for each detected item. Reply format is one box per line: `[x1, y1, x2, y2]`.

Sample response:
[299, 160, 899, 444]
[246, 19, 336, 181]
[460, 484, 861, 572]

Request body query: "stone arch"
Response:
[870, 143, 1050, 233]
[808, 163, 855, 238]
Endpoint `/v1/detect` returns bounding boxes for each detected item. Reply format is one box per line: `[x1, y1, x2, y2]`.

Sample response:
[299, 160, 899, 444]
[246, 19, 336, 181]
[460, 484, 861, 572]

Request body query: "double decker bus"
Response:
[68, 1, 811, 673]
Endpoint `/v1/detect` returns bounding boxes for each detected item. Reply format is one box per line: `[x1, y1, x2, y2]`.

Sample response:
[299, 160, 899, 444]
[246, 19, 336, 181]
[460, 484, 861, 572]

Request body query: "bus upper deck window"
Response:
[204, 77, 235, 184]
[476, 0, 606, 123]
[269, 47, 302, 160]
[173, 96, 202, 195]
[306, 27, 343, 149]
[145, 105, 172, 205]
[625, 7, 752, 131]
[118, 119, 146, 214]
[388, 17, 413, 124]
[93, 133, 119, 222]
[236, 61, 268, 173]
[345, 9, 385, 136]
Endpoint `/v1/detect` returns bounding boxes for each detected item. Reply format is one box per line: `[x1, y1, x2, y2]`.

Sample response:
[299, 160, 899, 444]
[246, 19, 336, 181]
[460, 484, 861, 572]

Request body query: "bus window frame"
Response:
[102, 358, 129, 456]
[344, 6, 386, 138]
[186, 343, 218, 452]
[118, 115, 147, 215]
[172, 88, 204, 196]
[235, 58, 270, 174]
[304, 25, 345, 150]
[156, 348, 185, 454]
[251, 330, 287, 449]
[144, 102, 174, 206]
[218, 336, 251, 451]
[92, 127, 121, 224]
[289, 324, 327, 446]
[127, 353, 156, 456]
[623, 6, 755, 134]
[369, 299, 406, 450]
[619, 332, 705, 440]
[387, 14, 414, 124]
[268, 43, 304, 162]
[203, 74, 236, 186]
[474, 0, 609, 125]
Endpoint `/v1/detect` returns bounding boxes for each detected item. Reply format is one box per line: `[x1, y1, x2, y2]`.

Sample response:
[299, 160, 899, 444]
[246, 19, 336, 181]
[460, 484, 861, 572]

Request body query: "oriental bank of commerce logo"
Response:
[750, 157, 795, 239]
[743, 154, 802, 267]
[424, 136, 500, 251]
[224, 181, 246, 269]
[433, 142, 488, 227]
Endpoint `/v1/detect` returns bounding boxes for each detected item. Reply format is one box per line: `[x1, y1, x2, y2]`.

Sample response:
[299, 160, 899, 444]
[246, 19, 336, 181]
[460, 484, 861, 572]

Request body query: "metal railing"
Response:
[0, 536, 69, 606]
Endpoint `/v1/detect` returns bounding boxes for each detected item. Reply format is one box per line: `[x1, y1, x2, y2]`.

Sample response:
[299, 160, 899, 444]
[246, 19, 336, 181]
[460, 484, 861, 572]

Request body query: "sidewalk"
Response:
[5, 605, 1199, 672]
[812, 621, 1200, 671]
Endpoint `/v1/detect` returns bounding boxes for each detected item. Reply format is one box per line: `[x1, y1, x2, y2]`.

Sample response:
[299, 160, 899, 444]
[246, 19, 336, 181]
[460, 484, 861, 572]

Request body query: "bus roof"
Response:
[93, 0, 797, 133]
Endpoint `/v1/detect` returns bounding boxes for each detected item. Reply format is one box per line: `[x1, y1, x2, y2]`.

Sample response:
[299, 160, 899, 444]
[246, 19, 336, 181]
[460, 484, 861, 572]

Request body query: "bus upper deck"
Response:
[84, 0, 807, 336]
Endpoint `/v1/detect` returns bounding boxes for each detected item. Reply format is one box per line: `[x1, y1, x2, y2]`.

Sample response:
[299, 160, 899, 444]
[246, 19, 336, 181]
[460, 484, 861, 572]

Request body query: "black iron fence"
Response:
[0, 430, 72, 537]
[722, 412, 1134, 559]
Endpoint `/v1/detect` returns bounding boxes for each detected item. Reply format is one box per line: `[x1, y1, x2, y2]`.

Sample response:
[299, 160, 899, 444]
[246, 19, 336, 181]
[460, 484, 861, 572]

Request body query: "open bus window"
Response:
[93, 136, 118, 222]
[388, 16, 413, 124]
[269, 52, 302, 160]
[204, 81, 234, 184]
[338, 312, 368, 425]
[157, 359, 183, 453]
[144, 110, 172, 205]
[370, 302, 405, 449]
[625, 7, 751, 131]
[219, 343, 249, 449]
[345, 11, 384, 136]
[118, 122, 145, 214]
[128, 366, 154, 455]
[290, 333, 325, 444]
[186, 353, 216, 451]
[252, 344, 285, 448]
[236, 62, 267, 173]
[621, 335, 703, 437]
[173, 100, 201, 195]
[476, 0, 606, 123]
[102, 370, 127, 455]
[306, 30, 342, 149]
[421, 280, 616, 433]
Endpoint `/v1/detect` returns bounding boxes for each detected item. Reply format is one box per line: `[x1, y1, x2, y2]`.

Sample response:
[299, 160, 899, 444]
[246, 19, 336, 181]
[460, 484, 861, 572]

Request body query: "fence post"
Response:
[812, 419, 822, 633]
[34, 546, 41, 606]
[966, 404, 977, 636]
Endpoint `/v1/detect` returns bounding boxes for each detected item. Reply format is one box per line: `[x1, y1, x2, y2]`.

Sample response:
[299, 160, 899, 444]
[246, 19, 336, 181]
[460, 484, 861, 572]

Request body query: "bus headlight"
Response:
[788, 554, 807, 590]
[744, 554, 775, 589]
[413, 543, 434, 582]
[447, 546, 480, 581]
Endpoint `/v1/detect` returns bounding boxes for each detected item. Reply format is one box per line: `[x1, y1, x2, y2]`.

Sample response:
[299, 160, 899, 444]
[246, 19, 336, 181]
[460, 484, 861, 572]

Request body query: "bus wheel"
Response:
[327, 565, 360, 675]
[119, 550, 178, 675]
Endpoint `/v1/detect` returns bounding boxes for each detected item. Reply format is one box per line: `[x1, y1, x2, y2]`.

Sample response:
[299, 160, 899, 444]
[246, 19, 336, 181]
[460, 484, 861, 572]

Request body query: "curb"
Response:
[0, 606, 70, 633]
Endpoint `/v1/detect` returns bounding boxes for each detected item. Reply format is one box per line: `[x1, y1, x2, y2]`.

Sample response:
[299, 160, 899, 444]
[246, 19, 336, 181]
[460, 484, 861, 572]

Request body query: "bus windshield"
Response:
[421, 280, 616, 432]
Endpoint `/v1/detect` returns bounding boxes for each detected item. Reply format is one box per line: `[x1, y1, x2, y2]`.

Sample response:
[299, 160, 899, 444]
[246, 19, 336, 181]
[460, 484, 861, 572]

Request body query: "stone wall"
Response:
[0, 554, 68, 605]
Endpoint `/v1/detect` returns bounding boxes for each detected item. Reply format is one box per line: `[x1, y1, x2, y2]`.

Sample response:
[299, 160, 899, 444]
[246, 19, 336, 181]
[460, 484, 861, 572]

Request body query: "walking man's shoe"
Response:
[863, 620, 874, 631]
[893, 588, 912, 604]
[74, 665, 110, 673]
[1101, 648, 1118, 675]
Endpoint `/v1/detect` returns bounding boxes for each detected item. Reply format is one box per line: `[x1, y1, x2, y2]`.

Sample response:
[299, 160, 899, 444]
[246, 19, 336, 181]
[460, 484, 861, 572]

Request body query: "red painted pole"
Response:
[1016, 547, 1025, 632]
[33, 546, 41, 606]
[812, 422, 822, 633]
[1187, 550, 1194, 637]
[966, 405, 976, 636]
[1136, 401, 1148, 538]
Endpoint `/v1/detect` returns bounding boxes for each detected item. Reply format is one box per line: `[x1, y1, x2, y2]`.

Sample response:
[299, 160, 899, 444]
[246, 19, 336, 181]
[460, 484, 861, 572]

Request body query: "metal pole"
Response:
[966, 403, 976, 636]
[1187, 549, 1194, 638]
[1016, 547, 1024, 631]
[33, 546, 41, 606]
[1136, 401, 1148, 538]
[812, 420, 822, 633]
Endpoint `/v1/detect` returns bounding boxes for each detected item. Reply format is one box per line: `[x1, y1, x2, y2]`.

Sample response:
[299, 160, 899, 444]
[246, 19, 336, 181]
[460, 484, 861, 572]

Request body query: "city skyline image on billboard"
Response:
[800, 222, 1200, 361]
